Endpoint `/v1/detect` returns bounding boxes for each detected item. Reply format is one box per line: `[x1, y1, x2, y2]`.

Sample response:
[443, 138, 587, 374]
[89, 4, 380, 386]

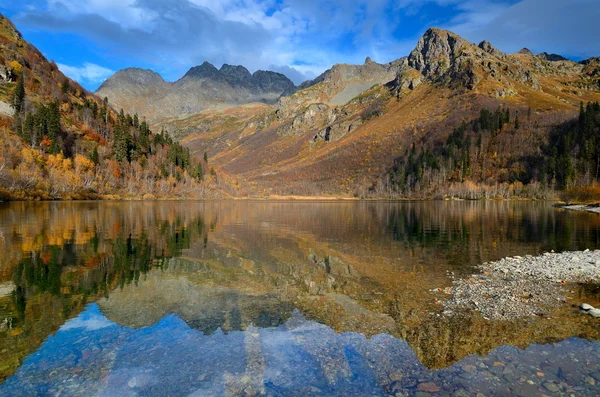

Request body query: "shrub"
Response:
[559, 186, 600, 204]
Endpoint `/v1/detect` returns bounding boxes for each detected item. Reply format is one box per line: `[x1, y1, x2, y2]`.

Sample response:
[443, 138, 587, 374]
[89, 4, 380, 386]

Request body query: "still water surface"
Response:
[1, 201, 600, 396]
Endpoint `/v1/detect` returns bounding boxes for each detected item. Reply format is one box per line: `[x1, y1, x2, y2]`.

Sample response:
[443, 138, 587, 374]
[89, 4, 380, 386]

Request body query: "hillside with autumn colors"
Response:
[2, 9, 600, 200]
[112, 28, 600, 200]
[0, 14, 241, 200]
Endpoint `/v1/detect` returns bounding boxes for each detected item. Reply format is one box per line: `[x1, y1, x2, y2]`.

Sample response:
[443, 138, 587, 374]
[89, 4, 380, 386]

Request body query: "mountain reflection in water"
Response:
[2, 303, 600, 396]
[1, 201, 600, 396]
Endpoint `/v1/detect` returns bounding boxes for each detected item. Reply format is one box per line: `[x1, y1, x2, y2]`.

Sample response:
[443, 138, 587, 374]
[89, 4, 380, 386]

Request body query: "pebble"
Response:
[542, 381, 560, 393]
[589, 371, 600, 381]
[580, 303, 594, 311]
[441, 250, 600, 320]
[417, 382, 441, 393]
[586, 377, 596, 385]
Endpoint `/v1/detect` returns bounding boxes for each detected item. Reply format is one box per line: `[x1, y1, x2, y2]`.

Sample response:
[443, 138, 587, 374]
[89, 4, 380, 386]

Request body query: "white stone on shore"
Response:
[589, 309, 600, 318]
[581, 303, 594, 311]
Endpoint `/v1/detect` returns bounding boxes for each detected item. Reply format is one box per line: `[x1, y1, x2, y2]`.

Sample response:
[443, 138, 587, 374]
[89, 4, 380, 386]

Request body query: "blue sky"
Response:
[1, 0, 599, 90]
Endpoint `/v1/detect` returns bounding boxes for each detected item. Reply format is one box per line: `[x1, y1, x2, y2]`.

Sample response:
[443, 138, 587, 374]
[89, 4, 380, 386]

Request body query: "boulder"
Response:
[589, 308, 600, 318]
[0, 65, 12, 82]
[580, 303, 594, 311]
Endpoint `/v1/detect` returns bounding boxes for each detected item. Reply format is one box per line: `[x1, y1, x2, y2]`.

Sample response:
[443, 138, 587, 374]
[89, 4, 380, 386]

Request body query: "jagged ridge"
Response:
[97, 62, 295, 122]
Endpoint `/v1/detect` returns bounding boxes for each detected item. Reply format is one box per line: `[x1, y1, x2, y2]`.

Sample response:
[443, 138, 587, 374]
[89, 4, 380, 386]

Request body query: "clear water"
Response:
[1, 201, 600, 396]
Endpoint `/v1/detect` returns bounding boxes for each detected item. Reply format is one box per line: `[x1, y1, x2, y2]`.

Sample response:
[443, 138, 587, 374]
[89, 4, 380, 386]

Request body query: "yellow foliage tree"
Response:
[74, 154, 94, 173]
[8, 60, 22, 75]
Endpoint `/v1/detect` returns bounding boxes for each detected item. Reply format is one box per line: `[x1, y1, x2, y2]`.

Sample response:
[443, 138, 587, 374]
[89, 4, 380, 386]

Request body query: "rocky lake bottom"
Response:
[2, 304, 600, 397]
[1, 201, 600, 396]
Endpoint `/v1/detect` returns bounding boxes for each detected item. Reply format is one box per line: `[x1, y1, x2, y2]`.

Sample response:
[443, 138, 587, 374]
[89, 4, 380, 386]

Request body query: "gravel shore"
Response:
[561, 204, 600, 214]
[438, 250, 600, 320]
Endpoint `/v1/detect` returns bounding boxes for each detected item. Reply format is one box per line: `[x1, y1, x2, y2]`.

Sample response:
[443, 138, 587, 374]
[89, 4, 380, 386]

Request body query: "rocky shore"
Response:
[560, 204, 600, 214]
[438, 250, 600, 320]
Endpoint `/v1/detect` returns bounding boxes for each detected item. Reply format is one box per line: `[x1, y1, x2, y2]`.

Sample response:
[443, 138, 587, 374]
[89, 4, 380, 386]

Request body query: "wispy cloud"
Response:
[10, 0, 600, 90]
[57, 62, 115, 84]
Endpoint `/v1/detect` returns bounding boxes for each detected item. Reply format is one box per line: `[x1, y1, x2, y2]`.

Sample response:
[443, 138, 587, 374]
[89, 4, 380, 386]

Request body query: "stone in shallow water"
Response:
[542, 380, 560, 393]
[580, 303, 594, 311]
[417, 382, 440, 393]
[128, 377, 137, 388]
[590, 371, 600, 381]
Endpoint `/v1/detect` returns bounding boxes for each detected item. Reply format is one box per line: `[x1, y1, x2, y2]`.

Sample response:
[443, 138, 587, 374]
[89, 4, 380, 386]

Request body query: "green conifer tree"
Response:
[12, 74, 25, 114]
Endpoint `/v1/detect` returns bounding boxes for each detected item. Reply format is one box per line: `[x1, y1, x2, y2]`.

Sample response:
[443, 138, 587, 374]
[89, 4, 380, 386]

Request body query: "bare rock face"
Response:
[97, 63, 295, 122]
[409, 28, 469, 78]
[517, 48, 533, 55]
[408, 28, 480, 89]
[478, 40, 504, 59]
[278, 57, 404, 122]
[0, 65, 12, 82]
[581, 57, 600, 65]
[405, 28, 596, 95]
[537, 52, 568, 62]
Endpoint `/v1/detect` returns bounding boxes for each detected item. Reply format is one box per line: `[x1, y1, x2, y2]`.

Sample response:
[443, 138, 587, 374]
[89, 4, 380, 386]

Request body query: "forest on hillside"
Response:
[379, 102, 600, 200]
[0, 66, 225, 200]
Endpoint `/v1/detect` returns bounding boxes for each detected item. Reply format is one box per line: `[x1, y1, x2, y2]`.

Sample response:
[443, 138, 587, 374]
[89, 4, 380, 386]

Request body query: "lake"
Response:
[1, 201, 600, 396]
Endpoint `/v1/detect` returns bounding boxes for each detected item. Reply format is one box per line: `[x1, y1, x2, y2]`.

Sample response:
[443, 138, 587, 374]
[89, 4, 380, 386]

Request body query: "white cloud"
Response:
[57, 62, 115, 84]
[15, 0, 600, 89]
[61, 311, 116, 331]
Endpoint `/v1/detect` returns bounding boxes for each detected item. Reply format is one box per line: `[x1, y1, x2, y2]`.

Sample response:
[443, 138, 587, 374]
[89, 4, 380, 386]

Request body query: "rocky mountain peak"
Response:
[537, 52, 568, 62]
[517, 48, 533, 55]
[408, 28, 471, 79]
[184, 61, 220, 79]
[97, 68, 166, 91]
[252, 70, 296, 92]
[365, 56, 374, 64]
[478, 40, 503, 57]
[581, 57, 600, 65]
[98, 61, 296, 121]
[220, 64, 252, 81]
[406, 27, 482, 90]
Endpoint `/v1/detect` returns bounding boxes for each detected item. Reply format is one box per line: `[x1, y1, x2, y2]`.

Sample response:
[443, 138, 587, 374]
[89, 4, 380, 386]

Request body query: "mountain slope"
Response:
[94, 67, 170, 117]
[170, 28, 600, 198]
[0, 13, 234, 200]
[96, 62, 295, 123]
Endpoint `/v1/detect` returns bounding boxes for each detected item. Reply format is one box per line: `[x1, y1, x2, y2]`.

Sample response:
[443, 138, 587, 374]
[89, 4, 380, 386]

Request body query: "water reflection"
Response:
[3, 304, 600, 396]
[1, 201, 600, 395]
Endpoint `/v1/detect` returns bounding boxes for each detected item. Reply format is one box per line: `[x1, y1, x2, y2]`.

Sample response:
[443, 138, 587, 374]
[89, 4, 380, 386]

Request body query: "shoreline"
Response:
[1, 195, 562, 202]
[557, 204, 600, 214]
[437, 250, 600, 320]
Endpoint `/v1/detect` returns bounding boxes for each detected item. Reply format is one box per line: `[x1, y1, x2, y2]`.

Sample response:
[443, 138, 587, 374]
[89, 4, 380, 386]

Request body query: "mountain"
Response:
[93, 67, 170, 117]
[282, 57, 404, 106]
[0, 13, 233, 200]
[96, 63, 295, 122]
[3, 11, 600, 200]
[166, 27, 600, 198]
